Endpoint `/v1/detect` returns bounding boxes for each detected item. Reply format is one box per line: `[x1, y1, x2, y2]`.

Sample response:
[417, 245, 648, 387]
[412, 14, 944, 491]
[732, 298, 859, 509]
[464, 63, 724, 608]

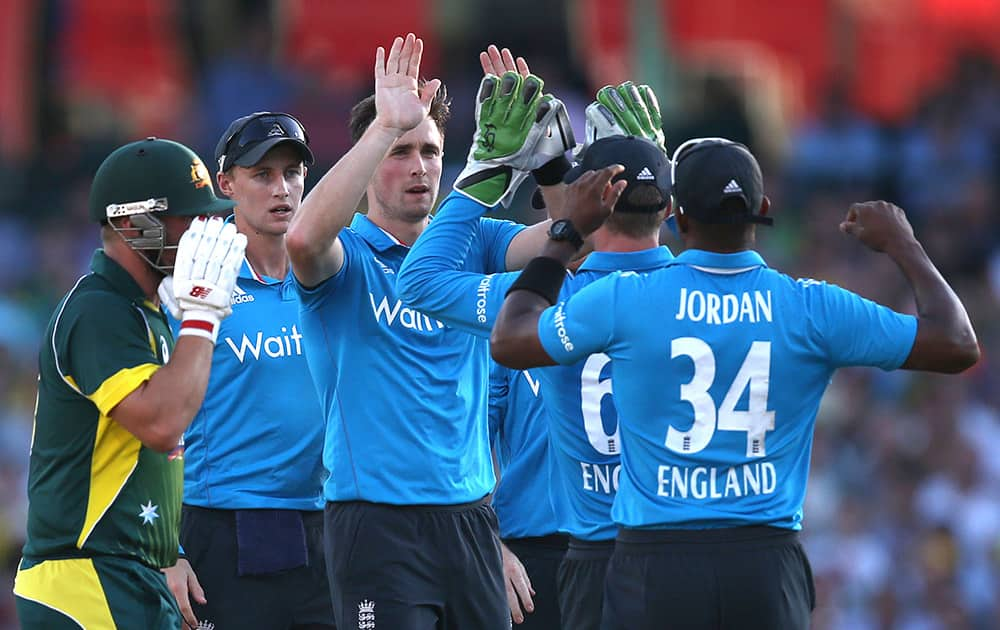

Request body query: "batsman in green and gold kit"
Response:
[14, 138, 246, 629]
[16, 252, 186, 627]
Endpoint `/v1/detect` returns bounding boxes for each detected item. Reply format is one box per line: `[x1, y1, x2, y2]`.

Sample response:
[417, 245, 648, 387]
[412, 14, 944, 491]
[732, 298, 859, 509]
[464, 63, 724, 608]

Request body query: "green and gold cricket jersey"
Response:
[23, 250, 183, 569]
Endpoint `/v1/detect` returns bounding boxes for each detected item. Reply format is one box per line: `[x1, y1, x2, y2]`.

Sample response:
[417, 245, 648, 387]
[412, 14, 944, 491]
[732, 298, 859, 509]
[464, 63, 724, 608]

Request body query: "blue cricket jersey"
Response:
[489, 362, 560, 539]
[535, 248, 674, 540]
[537, 248, 918, 530]
[294, 212, 523, 505]
[168, 259, 326, 510]
[397, 190, 673, 540]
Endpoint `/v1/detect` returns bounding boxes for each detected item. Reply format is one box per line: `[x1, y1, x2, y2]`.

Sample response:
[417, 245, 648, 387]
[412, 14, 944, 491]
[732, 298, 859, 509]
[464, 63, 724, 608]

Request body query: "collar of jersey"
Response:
[222, 216, 285, 285]
[670, 249, 768, 271]
[90, 249, 147, 302]
[577, 246, 674, 273]
[238, 257, 284, 285]
[350, 213, 409, 253]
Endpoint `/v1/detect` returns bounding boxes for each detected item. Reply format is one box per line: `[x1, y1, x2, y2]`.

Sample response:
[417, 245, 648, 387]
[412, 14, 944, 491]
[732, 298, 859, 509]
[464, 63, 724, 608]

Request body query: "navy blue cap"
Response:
[671, 138, 770, 225]
[564, 136, 670, 213]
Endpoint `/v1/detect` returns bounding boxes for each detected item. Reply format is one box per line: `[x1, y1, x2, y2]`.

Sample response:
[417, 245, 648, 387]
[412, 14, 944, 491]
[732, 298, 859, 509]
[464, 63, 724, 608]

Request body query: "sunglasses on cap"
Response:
[218, 112, 311, 171]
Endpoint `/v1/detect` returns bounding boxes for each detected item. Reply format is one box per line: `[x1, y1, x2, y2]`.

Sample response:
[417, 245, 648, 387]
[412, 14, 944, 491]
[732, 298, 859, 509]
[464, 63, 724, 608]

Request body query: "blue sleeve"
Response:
[538, 273, 620, 365]
[804, 280, 918, 370]
[165, 309, 179, 337]
[488, 361, 509, 447]
[477, 215, 525, 274]
[397, 190, 523, 338]
[292, 229, 359, 312]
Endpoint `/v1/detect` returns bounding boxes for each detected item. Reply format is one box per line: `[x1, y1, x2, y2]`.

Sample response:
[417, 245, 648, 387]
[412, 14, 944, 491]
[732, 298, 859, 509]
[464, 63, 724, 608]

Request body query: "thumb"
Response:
[839, 220, 860, 237]
[605, 179, 628, 209]
[420, 79, 442, 108]
[188, 572, 207, 605]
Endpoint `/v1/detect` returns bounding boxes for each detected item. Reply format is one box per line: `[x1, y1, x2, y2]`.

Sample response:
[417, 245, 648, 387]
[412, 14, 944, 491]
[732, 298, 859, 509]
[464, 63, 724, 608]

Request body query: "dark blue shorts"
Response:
[558, 536, 614, 630]
[324, 497, 508, 630]
[503, 533, 568, 630]
[180, 505, 335, 629]
[602, 526, 816, 630]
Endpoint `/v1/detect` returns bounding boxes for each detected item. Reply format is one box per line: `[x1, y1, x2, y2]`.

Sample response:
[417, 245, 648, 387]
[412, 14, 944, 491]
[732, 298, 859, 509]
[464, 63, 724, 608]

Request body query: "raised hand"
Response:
[565, 164, 627, 237]
[480, 44, 530, 77]
[839, 200, 917, 254]
[454, 71, 569, 208]
[455, 45, 575, 208]
[373, 33, 442, 136]
[582, 81, 666, 154]
[171, 216, 247, 342]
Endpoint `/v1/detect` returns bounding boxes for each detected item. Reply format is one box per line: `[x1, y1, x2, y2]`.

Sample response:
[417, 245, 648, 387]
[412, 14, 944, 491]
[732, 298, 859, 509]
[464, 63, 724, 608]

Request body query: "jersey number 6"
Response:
[580, 353, 620, 455]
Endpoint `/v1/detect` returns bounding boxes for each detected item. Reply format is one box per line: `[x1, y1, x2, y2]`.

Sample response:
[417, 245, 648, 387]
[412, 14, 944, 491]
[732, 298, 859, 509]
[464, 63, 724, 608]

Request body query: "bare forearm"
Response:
[287, 124, 401, 281]
[535, 239, 580, 267]
[491, 244, 572, 368]
[505, 220, 591, 270]
[490, 296, 555, 368]
[111, 337, 214, 452]
[890, 239, 979, 371]
[295, 124, 399, 241]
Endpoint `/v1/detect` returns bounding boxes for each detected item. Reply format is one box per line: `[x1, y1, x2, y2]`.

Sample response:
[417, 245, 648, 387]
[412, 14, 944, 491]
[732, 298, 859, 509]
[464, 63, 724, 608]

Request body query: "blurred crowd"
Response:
[1, 2, 998, 628]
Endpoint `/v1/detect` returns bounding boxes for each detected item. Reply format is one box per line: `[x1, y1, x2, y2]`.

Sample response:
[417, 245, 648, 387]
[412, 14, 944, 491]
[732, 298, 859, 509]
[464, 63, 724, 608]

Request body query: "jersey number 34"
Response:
[667, 338, 775, 458]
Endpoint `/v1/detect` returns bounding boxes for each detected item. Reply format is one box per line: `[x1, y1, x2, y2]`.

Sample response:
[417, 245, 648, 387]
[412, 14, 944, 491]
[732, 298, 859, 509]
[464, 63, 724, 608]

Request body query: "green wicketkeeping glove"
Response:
[580, 81, 665, 156]
[454, 71, 574, 208]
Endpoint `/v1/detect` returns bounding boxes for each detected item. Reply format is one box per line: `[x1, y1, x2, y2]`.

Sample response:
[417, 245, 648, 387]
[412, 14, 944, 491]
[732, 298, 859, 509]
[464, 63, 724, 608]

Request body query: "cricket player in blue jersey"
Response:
[398, 79, 671, 629]
[491, 137, 980, 630]
[162, 113, 334, 629]
[489, 361, 566, 628]
[284, 35, 574, 630]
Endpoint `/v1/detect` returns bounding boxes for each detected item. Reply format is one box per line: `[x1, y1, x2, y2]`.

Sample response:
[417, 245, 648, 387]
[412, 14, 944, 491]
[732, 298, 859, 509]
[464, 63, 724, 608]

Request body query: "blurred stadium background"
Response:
[1, 0, 998, 627]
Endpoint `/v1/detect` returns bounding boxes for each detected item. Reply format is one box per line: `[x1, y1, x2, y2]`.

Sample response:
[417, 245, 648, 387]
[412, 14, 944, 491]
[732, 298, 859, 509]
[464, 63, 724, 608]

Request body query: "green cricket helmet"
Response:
[88, 137, 236, 272]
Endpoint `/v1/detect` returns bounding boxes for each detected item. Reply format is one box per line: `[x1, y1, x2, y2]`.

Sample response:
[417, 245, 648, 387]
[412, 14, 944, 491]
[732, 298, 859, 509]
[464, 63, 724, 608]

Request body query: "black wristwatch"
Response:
[548, 219, 584, 250]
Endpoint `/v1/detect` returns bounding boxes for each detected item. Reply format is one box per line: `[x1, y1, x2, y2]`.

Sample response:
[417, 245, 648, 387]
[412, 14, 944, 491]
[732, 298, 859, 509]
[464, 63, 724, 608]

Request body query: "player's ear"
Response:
[675, 212, 689, 233]
[216, 169, 235, 198]
[759, 195, 771, 217]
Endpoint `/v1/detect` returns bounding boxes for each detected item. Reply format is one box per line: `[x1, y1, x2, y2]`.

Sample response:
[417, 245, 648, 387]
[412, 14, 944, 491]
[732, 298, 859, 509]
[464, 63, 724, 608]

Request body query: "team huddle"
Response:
[13, 33, 979, 630]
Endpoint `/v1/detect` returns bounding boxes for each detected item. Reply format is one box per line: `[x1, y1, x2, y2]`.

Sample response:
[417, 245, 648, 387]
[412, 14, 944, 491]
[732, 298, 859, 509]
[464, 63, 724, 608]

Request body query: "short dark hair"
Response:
[606, 184, 666, 237]
[688, 198, 757, 248]
[686, 198, 754, 232]
[348, 81, 451, 144]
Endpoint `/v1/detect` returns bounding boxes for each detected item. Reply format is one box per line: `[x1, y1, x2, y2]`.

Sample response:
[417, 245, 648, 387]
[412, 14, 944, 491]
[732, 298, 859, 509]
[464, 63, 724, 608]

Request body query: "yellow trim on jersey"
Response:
[87, 363, 160, 417]
[74, 365, 156, 549]
[77, 411, 141, 550]
[142, 309, 158, 353]
[14, 558, 117, 629]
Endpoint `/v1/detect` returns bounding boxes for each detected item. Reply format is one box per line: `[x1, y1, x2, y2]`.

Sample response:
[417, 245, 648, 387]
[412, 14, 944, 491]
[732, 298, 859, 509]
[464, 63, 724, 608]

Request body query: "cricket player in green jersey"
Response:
[14, 138, 245, 629]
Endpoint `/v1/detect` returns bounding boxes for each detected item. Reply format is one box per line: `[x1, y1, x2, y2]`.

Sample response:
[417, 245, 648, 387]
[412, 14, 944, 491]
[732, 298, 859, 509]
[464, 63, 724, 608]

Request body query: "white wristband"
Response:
[178, 310, 221, 343]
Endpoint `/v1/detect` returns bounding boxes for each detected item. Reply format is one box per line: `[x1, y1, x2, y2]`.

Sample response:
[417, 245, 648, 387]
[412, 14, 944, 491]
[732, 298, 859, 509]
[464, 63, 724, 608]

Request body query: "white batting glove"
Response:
[171, 216, 246, 342]
[157, 276, 182, 320]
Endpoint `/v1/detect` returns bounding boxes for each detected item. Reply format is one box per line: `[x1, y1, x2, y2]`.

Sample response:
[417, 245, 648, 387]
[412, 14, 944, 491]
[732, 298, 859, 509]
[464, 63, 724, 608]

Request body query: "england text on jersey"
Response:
[656, 462, 777, 499]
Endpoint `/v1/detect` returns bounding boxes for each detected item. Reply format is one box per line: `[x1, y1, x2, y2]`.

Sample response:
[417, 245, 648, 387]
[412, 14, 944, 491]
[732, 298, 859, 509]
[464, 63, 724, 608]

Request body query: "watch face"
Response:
[549, 220, 581, 246]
